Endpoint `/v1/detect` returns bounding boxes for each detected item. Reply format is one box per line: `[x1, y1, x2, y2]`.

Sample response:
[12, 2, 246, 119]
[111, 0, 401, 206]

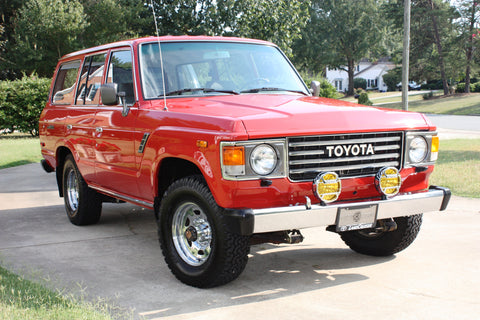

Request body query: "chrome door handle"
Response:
[95, 127, 103, 133]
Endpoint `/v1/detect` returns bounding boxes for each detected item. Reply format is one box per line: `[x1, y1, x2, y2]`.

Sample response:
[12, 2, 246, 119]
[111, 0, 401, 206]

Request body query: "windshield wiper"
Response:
[164, 88, 239, 97]
[240, 87, 308, 95]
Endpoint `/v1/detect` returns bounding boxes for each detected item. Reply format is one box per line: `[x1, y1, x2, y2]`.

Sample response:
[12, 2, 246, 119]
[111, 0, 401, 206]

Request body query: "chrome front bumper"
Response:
[252, 186, 451, 233]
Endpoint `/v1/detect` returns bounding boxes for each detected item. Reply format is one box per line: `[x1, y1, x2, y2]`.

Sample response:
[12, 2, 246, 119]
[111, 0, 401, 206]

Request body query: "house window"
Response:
[367, 79, 378, 88]
[335, 80, 343, 91]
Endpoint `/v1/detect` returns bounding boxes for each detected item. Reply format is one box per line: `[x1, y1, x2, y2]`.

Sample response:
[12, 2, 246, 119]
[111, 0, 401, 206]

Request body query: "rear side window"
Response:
[52, 60, 80, 105]
[76, 53, 107, 105]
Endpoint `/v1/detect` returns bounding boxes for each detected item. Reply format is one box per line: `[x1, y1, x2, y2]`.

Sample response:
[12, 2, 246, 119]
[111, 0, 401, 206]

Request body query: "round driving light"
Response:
[409, 136, 428, 163]
[313, 172, 341, 203]
[250, 144, 277, 175]
[375, 167, 401, 197]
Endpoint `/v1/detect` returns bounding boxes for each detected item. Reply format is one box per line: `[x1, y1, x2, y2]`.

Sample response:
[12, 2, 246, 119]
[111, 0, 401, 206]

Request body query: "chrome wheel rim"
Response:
[172, 202, 212, 266]
[66, 169, 79, 212]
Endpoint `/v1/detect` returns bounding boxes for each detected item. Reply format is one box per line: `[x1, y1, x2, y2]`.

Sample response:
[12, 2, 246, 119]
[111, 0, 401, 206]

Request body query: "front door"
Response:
[93, 48, 139, 198]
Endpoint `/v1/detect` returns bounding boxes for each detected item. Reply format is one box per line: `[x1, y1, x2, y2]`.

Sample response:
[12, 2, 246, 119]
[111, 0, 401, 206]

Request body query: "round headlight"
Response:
[409, 136, 428, 163]
[250, 144, 277, 175]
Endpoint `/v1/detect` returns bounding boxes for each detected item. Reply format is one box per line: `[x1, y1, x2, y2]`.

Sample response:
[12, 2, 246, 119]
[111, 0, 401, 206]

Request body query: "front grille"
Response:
[288, 132, 404, 181]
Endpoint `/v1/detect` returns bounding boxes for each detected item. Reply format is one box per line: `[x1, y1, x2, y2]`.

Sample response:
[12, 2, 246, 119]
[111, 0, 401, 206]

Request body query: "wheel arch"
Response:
[55, 146, 73, 198]
[156, 157, 203, 205]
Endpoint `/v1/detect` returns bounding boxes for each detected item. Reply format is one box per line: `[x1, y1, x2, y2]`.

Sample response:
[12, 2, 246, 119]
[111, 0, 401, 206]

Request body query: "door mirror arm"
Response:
[118, 91, 129, 117]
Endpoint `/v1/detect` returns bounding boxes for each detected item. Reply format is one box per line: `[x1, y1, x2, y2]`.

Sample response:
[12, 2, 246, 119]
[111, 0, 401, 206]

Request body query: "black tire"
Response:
[62, 154, 102, 225]
[340, 214, 423, 256]
[158, 176, 250, 288]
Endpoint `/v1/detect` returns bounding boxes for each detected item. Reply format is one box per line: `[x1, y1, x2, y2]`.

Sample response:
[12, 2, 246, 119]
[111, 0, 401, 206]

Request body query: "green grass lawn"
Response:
[0, 266, 114, 320]
[342, 92, 480, 115]
[430, 139, 480, 198]
[384, 93, 480, 115]
[0, 137, 42, 169]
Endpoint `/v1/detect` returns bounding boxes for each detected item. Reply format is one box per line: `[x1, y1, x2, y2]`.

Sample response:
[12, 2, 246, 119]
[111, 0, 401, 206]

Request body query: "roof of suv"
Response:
[60, 36, 275, 61]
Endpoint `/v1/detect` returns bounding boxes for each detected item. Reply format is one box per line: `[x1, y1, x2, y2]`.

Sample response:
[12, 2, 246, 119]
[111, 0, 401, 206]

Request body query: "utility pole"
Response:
[402, 0, 411, 111]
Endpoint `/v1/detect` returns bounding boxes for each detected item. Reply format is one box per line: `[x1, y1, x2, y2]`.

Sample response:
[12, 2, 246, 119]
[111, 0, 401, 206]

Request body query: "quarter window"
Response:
[52, 60, 80, 105]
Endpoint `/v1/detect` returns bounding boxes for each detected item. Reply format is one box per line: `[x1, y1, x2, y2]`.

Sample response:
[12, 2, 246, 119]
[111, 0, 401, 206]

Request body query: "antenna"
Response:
[149, 0, 168, 111]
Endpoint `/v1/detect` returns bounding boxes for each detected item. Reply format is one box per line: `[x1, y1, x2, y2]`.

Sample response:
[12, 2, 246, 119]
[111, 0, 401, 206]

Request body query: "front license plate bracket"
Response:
[336, 204, 378, 232]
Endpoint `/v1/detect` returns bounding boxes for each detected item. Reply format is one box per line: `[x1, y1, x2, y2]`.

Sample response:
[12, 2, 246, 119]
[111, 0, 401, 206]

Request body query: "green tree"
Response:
[455, 0, 480, 93]
[12, 0, 88, 77]
[383, 0, 461, 95]
[0, 0, 24, 79]
[227, 0, 309, 58]
[79, 0, 136, 47]
[149, 0, 217, 35]
[300, 0, 382, 96]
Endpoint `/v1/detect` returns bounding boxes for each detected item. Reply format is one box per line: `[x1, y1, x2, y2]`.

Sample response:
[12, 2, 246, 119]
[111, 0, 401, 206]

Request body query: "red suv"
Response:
[39, 36, 450, 287]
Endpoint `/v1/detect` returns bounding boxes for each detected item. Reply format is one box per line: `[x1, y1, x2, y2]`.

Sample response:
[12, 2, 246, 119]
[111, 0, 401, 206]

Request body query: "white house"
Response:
[326, 58, 396, 92]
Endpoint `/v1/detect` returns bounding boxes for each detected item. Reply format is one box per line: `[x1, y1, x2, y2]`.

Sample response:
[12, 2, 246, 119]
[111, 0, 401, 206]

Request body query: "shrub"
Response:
[421, 80, 443, 90]
[0, 75, 50, 136]
[358, 92, 372, 106]
[456, 83, 466, 93]
[423, 91, 434, 100]
[298, 70, 340, 99]
[317, 78, 340, 99]
[382, 67, 402, 92]
[455, 82, 479, 93]
[353, 77, 367, 90]
[472, 82, 480, 92]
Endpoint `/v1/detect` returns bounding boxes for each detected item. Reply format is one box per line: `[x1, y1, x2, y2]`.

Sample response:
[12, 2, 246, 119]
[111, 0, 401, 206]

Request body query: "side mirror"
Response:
[100, 83, 129, 117]
[100, 83, 118, 105]
[310, 81, 321, 97]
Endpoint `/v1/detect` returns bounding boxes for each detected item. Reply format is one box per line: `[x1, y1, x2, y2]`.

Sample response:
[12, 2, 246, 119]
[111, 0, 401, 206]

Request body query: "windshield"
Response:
[139, 41, 309, 99]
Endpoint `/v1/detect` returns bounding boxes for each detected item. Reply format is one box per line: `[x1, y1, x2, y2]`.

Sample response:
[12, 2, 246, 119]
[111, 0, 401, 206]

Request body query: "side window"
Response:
[52, 60, 80, 105]
[106, 50, 134, 105]
[75, 53, 107, 105]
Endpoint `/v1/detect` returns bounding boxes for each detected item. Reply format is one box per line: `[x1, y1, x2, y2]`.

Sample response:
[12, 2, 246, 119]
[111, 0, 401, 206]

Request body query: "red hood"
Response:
[161, 94, 433, 139]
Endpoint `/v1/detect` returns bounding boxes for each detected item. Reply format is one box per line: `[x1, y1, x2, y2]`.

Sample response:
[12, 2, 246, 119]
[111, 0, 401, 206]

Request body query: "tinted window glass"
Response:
[139, 42, 308, 99]
[52, 60, 80, 105]
[106, 50, 134, 105]
[75, 53, 106, 105]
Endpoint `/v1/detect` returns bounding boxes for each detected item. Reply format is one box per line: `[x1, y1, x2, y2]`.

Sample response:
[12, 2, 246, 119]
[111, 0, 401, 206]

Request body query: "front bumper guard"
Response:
[250, 186, 451, 234]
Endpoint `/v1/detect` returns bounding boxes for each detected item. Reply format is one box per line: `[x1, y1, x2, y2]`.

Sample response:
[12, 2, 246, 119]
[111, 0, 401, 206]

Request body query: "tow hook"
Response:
[287, 230, 304, 244]
[250, 230, 304, 245]
[375, 218, 397, 232]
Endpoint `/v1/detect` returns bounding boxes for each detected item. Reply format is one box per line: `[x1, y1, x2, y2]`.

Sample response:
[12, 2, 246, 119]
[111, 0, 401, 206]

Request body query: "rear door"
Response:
[65, 53, 107, 183]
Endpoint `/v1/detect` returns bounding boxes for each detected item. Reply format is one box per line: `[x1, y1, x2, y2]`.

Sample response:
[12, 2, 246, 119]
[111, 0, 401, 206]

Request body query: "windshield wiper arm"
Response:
[164, 88, 239, 97]
[240, 87, 308, 95]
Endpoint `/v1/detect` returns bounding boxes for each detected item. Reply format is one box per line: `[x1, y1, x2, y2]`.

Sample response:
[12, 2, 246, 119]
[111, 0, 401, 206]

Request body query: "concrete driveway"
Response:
[1, 163, 480, 319]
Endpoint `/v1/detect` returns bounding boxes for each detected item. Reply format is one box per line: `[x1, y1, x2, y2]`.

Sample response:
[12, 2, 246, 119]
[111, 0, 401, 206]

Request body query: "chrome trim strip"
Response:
[90, 186, 154, 208]
[252, 187, 447, 233]
[289, 161, 399, 174]
[289, 152, 400, 165]
[288, 136, 401, 147]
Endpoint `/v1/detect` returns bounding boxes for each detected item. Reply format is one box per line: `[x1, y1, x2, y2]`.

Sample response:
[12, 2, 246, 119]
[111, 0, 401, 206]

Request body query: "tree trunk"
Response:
[428, 0, 449, 96]
[347, 58, 355, 96]
[464, 2, 476, 94]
